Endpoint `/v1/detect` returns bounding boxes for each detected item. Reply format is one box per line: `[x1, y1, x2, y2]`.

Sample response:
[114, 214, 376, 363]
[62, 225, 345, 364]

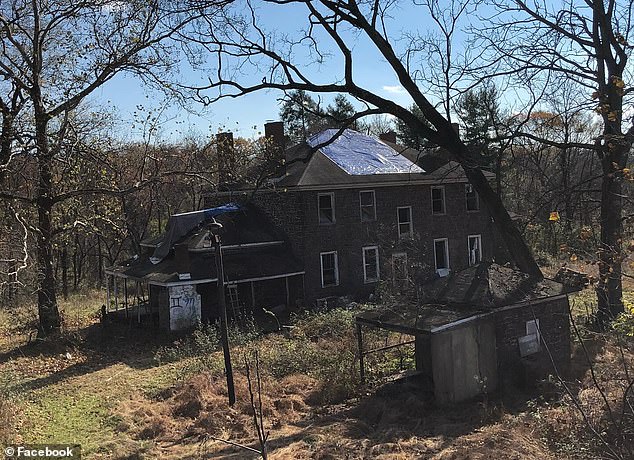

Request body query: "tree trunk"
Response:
[462, 165, 542, 278]
[35, 110, 61, 337]
[61, 246, 68, 300]
[596, 151, 625, 325]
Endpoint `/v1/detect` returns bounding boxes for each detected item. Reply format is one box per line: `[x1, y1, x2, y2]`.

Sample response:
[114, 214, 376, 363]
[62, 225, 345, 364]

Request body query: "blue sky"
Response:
[91, 1, 475, 142]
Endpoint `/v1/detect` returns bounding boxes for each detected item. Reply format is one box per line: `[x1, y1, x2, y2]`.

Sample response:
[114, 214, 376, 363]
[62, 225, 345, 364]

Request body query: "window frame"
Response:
[318, 192, 336, 225]
[397, 206, 413, 238]
[433, 238, 450, 273]
[359, 190, 376, 222]
[468, 234, 482, 266]
[465, 184, 480, 212]
[362, 246, 380, 283]
[320, 251, 339, 287]
[431, 186, 446, 215]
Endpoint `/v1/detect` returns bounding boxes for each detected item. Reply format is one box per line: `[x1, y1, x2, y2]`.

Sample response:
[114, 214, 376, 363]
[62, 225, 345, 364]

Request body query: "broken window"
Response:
[465, 184, 479, 211]
[434, 238, 450, 275]
[468, 235, 482, 266]
[431, 186, 445, 214]
[362, 246, 379, 283]
[318, 192, 335, 224]
[320, 251, 339, 287]
[359, 190, 376, 222]
[397, 206, 413, 238]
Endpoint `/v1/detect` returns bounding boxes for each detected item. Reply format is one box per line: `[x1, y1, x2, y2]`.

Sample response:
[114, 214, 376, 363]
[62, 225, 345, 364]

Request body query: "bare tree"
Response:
[476, 0, 633, 323]
[0, 0, 230, 336]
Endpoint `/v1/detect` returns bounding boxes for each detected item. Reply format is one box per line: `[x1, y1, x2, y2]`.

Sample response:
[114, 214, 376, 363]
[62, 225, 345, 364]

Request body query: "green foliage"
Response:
[280, 91, 359, 142]
[394, 104, 429, 149]
[612, 299, 634, 337]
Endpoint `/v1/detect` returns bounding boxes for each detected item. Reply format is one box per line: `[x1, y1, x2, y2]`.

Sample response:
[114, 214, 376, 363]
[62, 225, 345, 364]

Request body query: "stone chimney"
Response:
[216, 132, 234, 186]
[451, 123, 460, 136]
[264, 121, 286, 159]
[379, 131, 397, 144]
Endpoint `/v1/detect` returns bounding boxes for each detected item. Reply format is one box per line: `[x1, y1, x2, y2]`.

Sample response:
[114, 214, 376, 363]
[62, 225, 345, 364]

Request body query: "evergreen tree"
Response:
[395, 104, 428, 149]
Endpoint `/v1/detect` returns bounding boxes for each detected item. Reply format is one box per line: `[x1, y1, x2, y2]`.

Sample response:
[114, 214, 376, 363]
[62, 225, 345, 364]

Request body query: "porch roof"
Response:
[106, 245, 304, 286]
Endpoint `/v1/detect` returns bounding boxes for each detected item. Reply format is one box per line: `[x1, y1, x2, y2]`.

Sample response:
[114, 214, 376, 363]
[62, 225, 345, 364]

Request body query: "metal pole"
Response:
[356, 321, 365, 385]
[214, 233, 236, 406]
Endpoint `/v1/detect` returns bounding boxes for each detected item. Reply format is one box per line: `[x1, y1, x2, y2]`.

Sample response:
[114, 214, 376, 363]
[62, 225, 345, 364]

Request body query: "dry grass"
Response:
[2, 289, 634, 459]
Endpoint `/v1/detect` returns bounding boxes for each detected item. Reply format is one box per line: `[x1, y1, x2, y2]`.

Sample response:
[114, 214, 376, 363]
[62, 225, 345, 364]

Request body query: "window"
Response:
[362, 246, 379, 283]
[320, 251, 339, 287]
[431, 186, 446, 214]
[465, 184, 479, 211]
[433, 238, 450, 275]
[392, 252, 408, 282]
[468, 235, 482, 266]
[359, 190, 376, 222]
[318, 192, 335, 224]
[397, 206, 413, 238]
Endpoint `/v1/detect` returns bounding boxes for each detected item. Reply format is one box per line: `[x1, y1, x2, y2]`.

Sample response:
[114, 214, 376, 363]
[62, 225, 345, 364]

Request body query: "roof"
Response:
[276, 129, 493, 189]
[356, 303, 482, 335]
[356, 263, 571, 335]
[149, 204, 241, 263]
[307, 129, 424, 175]
[107, 246, 303, 286]
[420, 262, 569, 309]
[110, 203, 302, 286]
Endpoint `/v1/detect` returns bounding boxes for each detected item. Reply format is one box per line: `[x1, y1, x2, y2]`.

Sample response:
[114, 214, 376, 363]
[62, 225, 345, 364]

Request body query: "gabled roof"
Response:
[421, 262, 569, 309]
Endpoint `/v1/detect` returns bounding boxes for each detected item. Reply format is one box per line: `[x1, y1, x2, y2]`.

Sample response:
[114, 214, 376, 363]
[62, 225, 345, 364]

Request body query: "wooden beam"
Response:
[106, 275, 111, 314]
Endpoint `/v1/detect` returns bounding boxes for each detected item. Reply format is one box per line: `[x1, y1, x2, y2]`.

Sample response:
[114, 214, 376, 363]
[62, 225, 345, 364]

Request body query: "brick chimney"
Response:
[216, 132, 234, 186]
[379, 131, 397, 144]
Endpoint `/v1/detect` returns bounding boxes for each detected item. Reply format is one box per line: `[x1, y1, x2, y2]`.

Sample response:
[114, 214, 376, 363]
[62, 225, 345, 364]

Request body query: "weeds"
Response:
[0, 369, 19, 447]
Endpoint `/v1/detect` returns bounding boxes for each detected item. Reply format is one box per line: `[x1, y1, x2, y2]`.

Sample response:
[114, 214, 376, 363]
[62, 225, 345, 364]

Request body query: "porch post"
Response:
[124, 279, 129, 319]
[114, 277, 119, 311]
[106, 275, 111, 313]
[136, 281, 141, 323]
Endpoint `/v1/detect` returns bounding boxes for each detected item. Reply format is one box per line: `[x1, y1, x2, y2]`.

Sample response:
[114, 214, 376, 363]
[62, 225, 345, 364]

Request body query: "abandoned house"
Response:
[206, 123, 507, 308]
[105, 123, 507, 330]
[356, 262, 575, 403]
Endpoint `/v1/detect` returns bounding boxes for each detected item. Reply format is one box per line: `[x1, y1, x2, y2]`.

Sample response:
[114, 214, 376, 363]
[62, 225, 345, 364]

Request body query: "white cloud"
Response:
[382, 85, 406, 94]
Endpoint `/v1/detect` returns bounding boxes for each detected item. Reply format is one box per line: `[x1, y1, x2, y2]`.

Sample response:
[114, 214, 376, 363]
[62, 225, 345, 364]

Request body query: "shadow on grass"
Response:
[0, 320, 177, 393]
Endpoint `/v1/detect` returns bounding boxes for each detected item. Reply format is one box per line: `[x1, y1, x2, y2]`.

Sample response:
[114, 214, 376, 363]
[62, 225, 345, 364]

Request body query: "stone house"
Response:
[206, 123, 504, 308]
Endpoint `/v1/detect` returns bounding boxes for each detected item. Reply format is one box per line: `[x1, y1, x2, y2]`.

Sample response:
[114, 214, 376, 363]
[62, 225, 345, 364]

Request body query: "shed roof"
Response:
[356, 263, 571, 335]
[421, 262, 569, 309]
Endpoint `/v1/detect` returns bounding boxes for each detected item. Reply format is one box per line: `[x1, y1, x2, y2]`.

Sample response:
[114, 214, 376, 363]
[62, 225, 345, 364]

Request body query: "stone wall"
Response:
[493, 296, 571, 388]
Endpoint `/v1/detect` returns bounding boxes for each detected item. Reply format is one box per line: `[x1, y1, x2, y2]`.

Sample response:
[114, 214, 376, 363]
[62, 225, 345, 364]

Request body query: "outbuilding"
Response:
[356, 263, 575, 403]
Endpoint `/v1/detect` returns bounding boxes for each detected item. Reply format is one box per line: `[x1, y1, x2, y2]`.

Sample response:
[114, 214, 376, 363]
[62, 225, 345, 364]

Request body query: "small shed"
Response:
[356, 263, 575, 404]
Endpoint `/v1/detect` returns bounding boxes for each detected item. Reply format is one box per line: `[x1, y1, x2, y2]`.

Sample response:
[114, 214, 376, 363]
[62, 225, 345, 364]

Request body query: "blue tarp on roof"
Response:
[307, 129, 425, 175]
[150, 203, 241, 264]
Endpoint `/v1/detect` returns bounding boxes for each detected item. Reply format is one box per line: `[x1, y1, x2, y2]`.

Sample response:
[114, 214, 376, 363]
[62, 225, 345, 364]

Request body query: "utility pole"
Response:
[211, 221, 236, 406]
